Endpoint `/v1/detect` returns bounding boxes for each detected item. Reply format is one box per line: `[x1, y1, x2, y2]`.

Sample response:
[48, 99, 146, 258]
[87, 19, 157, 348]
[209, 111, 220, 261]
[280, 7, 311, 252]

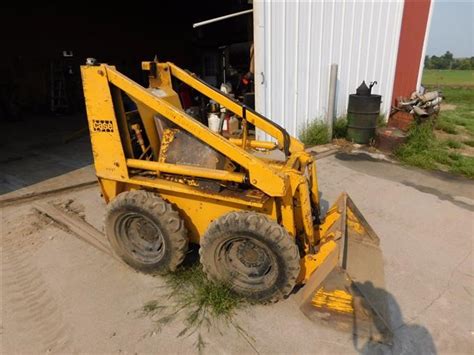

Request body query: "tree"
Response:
[429, 55, 443, 69]
[441, 51, 454, 69]
[458, 58, 472, 70]
[424, 52, 472, 70]
[424, 55, 431, 69]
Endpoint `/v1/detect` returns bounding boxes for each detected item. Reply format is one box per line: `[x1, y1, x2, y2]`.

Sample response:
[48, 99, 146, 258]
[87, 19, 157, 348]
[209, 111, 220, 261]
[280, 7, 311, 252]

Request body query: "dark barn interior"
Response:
[0, 1, 253, 194]
[0, 1, 253, 119]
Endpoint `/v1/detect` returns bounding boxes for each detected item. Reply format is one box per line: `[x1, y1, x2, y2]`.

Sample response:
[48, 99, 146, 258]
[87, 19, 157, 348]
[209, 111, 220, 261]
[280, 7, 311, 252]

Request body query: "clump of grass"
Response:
[463, 140, 474, 147]
[395, 122, 474, 178]
[395, 123, 440, 169]
[333, 118, 348, 138]
[453, 118, 468, 127]
[436, 119, 458, 134]
[445, 139, 462, 149]
[448, 152, 461, 161]
[165, 265, 243, 319]
[450, 156, 474, 178]
[377, 114, 387, 128]
[141, 264, 254, 352]
[299, 120, 330, 146]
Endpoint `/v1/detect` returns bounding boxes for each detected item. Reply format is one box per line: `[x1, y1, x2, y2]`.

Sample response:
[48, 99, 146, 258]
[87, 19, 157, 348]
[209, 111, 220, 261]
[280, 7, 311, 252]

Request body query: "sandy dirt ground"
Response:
[1, 143, 473, 354]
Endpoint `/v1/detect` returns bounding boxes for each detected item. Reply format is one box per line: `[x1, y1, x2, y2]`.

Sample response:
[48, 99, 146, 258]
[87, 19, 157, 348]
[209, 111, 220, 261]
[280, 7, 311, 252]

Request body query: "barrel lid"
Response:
[356, 81, 371, 96]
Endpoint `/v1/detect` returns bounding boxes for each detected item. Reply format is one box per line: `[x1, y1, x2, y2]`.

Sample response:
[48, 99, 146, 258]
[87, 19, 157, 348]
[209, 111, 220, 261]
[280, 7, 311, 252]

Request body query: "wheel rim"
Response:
[115, 212, 166, 264]
[215, 234, 278, 292]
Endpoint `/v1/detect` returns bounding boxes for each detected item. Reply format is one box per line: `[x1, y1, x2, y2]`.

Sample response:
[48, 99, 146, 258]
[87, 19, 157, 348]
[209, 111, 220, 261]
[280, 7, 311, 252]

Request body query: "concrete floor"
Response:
[1, 125, 473, 354]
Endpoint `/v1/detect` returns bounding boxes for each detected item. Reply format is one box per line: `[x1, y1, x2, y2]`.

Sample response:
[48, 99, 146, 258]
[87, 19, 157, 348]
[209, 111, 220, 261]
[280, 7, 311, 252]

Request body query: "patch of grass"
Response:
[333, 118, 348, 138]
[395, 122, 474, 178]
[422, 70, 474, 87]
[450, 156, 474, 177]
[453, 118, 468, 127]
[445, 139, 462, 149]
[397, 81, 474, 177]
[141, 264, 255, 353]
[440, 111, 474, 135]
[165, 265, 243, 319]
[435, 119, 458, 134]
[299, 120, 330, 146]
[395, 123, 440, 169]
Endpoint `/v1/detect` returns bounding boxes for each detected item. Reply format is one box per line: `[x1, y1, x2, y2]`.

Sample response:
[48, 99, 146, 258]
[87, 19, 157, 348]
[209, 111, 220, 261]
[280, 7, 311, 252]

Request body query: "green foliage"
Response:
[299, 120, 330, 146]
[424, 51, 473, 70]
[463, 140, 474, 147]
[333, 118, 348, 138]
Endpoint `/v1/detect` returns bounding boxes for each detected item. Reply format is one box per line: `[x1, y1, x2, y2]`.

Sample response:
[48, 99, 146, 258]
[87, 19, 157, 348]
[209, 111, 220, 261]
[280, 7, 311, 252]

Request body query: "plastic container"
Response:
[208, 113, 221, 133]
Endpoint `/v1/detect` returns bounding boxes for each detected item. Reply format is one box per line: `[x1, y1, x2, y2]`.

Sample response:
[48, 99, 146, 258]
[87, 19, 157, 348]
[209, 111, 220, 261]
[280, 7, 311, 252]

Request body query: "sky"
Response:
[426, 0, 474, 58]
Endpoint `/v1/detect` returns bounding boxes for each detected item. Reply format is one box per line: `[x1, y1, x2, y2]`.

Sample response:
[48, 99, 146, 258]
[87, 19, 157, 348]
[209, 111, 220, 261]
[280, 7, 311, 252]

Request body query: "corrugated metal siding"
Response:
[254, 0, 405, 139]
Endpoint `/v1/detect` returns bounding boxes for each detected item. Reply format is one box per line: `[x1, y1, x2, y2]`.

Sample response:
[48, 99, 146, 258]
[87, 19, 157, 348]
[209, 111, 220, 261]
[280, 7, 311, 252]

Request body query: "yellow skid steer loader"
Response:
[81, 59, 390, 340]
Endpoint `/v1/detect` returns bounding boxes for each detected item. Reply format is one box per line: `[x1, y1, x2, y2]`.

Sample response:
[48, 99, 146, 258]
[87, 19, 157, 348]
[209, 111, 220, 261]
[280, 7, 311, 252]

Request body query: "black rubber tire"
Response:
[105, 190, 188, 274]
[199, 211, 300, 302]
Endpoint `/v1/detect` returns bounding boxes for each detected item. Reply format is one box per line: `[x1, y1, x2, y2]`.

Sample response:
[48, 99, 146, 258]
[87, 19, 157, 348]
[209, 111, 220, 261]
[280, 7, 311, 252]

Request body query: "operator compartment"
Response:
[109, 61, 289, 200]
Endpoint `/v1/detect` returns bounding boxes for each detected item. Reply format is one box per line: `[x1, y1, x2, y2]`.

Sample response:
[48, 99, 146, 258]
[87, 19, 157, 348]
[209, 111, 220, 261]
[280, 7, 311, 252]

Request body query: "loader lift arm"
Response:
[104, 64, 299, 198]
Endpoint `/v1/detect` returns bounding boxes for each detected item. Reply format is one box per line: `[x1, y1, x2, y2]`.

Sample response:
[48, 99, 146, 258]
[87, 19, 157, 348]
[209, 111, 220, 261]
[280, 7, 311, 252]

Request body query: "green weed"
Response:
[377, 114, 387, 128]
[333, 118, 348, 138]
[140, 264, 255, 353]
[299, 120, 330, 146]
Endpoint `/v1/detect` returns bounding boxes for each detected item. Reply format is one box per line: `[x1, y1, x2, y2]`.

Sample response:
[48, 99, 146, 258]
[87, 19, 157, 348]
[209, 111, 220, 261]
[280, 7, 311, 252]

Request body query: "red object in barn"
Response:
[392, 0, 432, 105]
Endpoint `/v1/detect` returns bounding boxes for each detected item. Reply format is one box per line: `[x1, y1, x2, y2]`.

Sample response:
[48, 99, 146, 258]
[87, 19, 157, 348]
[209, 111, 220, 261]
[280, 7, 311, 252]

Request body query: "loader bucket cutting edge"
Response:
[299, 193, 392, 343]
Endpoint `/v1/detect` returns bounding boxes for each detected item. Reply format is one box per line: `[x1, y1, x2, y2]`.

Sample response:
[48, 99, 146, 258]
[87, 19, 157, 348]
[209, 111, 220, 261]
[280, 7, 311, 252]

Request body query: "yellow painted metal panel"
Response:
[80, 66, 129, 180]
[158, 190, 277, 243]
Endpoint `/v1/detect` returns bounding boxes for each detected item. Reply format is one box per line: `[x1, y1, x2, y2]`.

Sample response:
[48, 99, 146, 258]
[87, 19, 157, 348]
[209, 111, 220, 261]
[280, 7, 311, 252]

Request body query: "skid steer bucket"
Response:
[299, 193, 392, 343]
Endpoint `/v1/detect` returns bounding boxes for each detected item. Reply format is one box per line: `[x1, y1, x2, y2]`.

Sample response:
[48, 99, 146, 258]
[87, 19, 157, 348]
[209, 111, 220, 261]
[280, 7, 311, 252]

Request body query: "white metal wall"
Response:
[253, 0, 405, 139]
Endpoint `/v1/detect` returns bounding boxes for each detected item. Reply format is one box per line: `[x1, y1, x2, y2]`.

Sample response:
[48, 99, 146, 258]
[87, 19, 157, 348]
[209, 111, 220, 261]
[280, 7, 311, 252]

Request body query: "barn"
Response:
[253, 0, 433, 138]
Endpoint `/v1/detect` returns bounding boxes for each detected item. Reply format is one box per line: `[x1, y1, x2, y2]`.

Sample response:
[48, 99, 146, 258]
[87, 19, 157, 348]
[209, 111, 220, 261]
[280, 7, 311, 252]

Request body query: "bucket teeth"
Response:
[312, 288, 354, 314]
